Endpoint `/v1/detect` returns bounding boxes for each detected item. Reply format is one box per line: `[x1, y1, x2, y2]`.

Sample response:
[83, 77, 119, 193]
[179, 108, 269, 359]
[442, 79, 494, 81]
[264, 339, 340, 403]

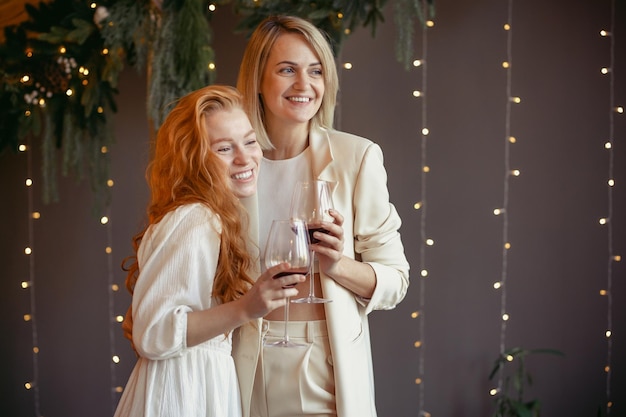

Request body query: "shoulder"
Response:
[145, 203, 221, 244]
[322, 128, 384, 164]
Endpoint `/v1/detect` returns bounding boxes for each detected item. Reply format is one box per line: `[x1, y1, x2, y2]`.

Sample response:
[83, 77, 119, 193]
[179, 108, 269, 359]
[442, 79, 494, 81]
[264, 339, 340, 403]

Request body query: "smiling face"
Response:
[206, 108, 262, 198]
[260, 32, 325, 132]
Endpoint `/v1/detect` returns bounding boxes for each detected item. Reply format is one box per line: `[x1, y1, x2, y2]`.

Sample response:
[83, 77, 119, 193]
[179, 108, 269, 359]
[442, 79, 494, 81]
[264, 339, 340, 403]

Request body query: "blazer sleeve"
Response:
[131, 205, 221, 360]
[352, 143, 410, 314]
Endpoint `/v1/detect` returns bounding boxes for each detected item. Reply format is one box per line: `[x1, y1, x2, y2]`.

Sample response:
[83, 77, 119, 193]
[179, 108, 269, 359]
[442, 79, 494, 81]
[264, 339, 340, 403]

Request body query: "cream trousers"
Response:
[250, 319, 337, 417]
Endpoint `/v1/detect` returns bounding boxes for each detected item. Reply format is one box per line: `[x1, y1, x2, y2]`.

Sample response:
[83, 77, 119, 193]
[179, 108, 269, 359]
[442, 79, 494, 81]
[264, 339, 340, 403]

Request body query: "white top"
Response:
[257, 147, 312, 260]
[114, 203, 242, 417]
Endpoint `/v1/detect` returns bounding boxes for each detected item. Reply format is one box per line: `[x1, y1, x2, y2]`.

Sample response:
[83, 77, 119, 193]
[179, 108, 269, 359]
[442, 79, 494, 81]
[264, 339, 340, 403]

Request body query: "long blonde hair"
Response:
[237, 15, 339, 150]
[122, 85, 254, 342]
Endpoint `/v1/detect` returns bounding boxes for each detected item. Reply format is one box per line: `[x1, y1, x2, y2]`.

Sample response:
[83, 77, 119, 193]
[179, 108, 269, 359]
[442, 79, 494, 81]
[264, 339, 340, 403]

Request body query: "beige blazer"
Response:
[233, 126, 410, 417]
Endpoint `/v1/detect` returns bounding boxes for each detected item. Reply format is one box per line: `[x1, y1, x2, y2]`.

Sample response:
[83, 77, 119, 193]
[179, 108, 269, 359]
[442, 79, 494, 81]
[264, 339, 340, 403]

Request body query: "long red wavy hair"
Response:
[122, 85, 255, 343]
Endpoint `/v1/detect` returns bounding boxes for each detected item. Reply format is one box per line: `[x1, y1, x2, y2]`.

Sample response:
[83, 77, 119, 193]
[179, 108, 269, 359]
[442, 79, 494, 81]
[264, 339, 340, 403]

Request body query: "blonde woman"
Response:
[234, 16, 410, 417]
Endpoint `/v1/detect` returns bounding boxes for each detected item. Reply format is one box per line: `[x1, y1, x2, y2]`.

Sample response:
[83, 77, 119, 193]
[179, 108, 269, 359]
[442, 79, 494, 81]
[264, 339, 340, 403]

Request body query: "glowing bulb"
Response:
[32, 212, 40, 219]
[115, 386, 124, 393]
[343, 62, 353, 70]
[101, 146, 108, 153]
[600, 30, 609, 36]
[413, 90, 423, 97]
[613, 255, 621, 262]
[422, 128, 429, 135]
[601, 67, 610, 74]
[426, 238, 434, 246]
[112, 355, 120, 363]
[21, 281, 31, 289]
[510, 96, 521, 103]
[605, 365, 611, 372]
[102, 48, 109, 55]
[107, 179, 115, 187]
[111, 284, 119, 291]
[502, 313, 510, 321]
[420, 269, 428, 277]
[504, 242, 511, 249]
[97, 106, 104, 113]
[493, 281, 502, 289]
[90, 2, 97, 8]
[606, 330, 611, 338]
[66, 89, 73, 96]
[25, 382, 33, 390]
[600, 289, 607, 296]
[508, 136, 517, 143]
[100, 216, 109, 224]
[413, 59, 423, 67]
[599, 218, 608, 225]
[511, 169, 520, 176]
[116, 315, 124, 322]
[411, 311, 420, 318]
[20, 75, 30, 83]
[616, 106, 624, 113]
[423, 166, 430, 173]
[59, 46, 66, 54]
[19, 144, 27, 151]
[25, 178, 33, 186]
[415, 378, 423, 384]
[33, 346, 39, 353]
[502, 62, 510, 68]
[105, 246, 112, 254]
[24, 314, 32, 321]
[414, 202, 423, 210]
[25, 110, 31, 117]
[24, 247, 32, 255]
[208, 3, 216, 11]
[490, 388, 499, 396]
[503, 23, 511, 30]
[605, 142, 612, 149]
[414, 341, 422, 348]
[608, 179, 615, 186]
[493, 208, 505, 215]
[426, 20, 434, 27]
[506, 355, 514, 361]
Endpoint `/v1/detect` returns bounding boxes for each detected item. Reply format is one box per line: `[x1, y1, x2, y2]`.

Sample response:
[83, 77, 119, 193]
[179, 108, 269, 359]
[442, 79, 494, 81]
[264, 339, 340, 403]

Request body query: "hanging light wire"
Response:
[415, 2, 431, 416]
[495, 0, 515, 395]
[603, 0, 616, 413]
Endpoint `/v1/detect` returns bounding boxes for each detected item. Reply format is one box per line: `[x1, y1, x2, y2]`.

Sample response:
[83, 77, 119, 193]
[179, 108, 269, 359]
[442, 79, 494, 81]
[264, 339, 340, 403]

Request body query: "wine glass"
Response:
[264, 219, 311, 347]
[290, 180, 334, 304]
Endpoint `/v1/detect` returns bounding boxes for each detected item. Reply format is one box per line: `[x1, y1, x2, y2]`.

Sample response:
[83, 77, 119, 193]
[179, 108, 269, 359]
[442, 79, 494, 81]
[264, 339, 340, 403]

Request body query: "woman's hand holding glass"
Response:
[309, 208, 345, 279]
[239, 263, 305, 321]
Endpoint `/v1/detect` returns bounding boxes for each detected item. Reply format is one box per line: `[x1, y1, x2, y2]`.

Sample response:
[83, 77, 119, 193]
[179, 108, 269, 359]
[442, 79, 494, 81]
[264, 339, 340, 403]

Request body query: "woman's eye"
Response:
[279, 67, 295, 74]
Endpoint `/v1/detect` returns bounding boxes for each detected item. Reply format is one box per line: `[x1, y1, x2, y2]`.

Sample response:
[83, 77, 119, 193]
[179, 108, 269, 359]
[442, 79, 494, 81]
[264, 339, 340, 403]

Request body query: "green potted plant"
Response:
[489, 347, 565, 417]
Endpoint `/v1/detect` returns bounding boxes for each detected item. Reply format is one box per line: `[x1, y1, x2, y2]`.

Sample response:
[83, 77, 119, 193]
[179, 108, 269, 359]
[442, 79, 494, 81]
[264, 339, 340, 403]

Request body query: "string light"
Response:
[21, 122, 42, 415]
[103, 185, 123, 413]
[492, 0, 516, 403]
[600, 1, 618, 414]
[413, 3, 434, 416]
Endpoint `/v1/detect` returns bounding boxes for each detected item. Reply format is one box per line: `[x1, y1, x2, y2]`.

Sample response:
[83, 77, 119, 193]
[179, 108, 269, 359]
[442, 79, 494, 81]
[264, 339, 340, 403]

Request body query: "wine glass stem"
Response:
[308, 250, 315, 298]
[283, 297, 290, 342]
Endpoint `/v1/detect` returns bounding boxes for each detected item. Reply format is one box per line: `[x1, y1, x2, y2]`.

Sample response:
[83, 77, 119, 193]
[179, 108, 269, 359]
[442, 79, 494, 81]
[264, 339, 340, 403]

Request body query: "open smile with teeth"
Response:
[232, 170, 253, 180]
[288, 96, 311, 102]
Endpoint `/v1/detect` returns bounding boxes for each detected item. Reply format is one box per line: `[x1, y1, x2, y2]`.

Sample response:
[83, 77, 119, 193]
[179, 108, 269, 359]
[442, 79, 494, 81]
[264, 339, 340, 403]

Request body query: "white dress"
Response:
[114, 203, 242, 417]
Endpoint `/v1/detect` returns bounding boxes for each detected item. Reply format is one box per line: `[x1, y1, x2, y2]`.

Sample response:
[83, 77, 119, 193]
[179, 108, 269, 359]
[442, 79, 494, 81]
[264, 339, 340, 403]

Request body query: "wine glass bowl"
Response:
[264, 219, 311, 347]
[289, 180, 334, 304]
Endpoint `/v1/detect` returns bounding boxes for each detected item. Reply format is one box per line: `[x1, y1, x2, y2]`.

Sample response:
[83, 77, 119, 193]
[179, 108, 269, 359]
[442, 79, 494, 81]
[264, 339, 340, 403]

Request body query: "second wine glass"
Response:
[290, 180, 334, 304]
[264, 219, 311, 347]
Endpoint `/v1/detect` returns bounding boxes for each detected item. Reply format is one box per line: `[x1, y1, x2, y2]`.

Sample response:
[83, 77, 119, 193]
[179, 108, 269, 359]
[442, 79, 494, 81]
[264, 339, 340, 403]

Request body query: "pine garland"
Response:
[0, 0, 431, 205]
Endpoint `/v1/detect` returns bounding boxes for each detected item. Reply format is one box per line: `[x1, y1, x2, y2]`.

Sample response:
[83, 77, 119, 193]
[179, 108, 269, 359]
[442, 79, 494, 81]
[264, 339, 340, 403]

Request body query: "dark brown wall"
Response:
[1, 0, 624, 416]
